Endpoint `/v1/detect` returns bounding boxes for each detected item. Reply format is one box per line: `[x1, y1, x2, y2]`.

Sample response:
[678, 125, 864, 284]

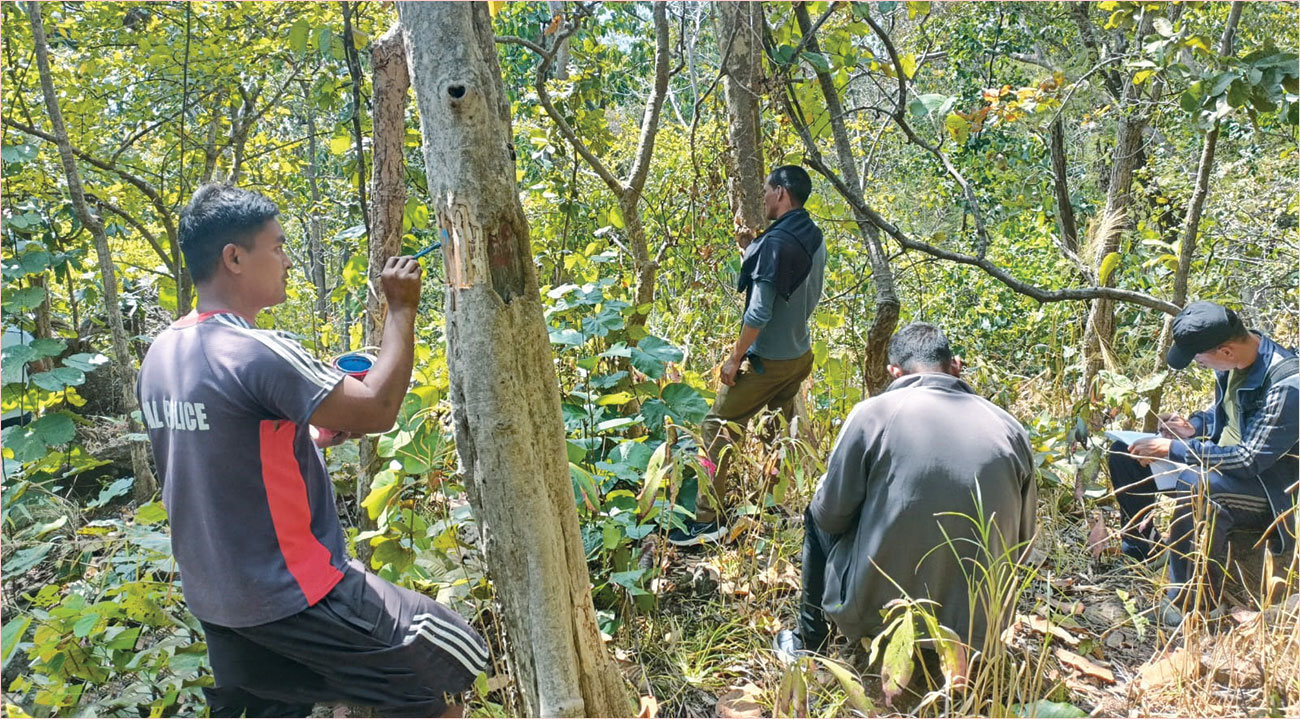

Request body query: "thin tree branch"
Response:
[626, 2, 671, 197]
[862, 10, 993, 258]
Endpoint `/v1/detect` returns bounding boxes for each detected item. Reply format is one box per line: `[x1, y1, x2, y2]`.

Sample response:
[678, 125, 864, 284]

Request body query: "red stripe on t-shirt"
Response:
[258, 419, 343, 605]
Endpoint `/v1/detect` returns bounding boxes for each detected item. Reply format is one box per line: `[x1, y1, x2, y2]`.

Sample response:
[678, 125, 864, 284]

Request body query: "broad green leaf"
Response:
[661, 383, 709, 424]
[1016, 700, 1088, 718]
[549, 327, 585, 346]
[1152, 17, 1173, 38]
[607, 205, 625, 230]
[57, 351, 105, 371]
[0, 143, 36, 164]
[2, 544, 51, 575]
[87, 476, 134, 509]
[630, 336, 683, 380]
[72, 612, 99, 639]
[813, 657, 877, 715]
[609, 568, 647, 595]
[569, 463, 600, 509]
[908, 93, 953, 118]
[906, 1, 930, 19]
[1098, 251, 1121, 285]
[801, 51, 831, 74]
[362, 470, 401, 520]
[29, 412, 75, 447]
[1, 616, 32, 670]
[1133, 69, 1155, 86]
[289, 18, 310, 55]
[2, 286, 46, 311]
[134, 501, 168, 525]
[30, 366, 85, 392]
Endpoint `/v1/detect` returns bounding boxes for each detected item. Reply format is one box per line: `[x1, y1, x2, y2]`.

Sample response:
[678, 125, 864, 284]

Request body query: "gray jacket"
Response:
[810, 373, 1036, 645]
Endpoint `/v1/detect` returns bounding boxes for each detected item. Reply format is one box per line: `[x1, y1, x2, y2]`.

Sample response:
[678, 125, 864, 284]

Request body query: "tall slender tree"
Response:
[397, 2, 631, 716]
[26, 1, 157, 501]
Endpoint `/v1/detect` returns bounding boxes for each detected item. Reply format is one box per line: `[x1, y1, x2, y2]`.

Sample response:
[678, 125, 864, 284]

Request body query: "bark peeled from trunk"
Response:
[1143, 1, 1243, 431]
[397, 3, 631, 716]
[358, 23, 410, 555]
[27, 1, 157, 502]
[717, 1, 766, 247]
[793, 3, 899, 395]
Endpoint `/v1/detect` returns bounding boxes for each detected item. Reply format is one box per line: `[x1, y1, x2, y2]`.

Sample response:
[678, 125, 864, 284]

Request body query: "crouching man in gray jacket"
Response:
[776, 324, 1037, 661]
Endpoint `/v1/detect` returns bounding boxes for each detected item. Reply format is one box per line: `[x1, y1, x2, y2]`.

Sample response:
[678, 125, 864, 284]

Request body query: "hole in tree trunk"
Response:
[448, 84, 466, 98]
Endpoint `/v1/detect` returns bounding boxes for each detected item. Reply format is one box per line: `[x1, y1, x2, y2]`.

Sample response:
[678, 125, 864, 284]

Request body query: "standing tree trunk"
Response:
[517, 1, 670, 331]
[1082, 13, 1154, 390]
[397, 3, 631, 716]
[792, 3, 899, 395]
[358, 23, 410, 555]
[27, 1, 157, 502]
[1049, 116, 1080, 257]
[1143, 1, 1243, 431]
[547, 1, 571, 81]
[304, 86, 331, 336]
[716, 1, 766, 248]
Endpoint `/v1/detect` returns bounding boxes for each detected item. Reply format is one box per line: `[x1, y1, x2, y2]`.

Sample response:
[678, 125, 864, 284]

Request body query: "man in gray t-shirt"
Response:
[669, 166, 826, 546]
[138, 184, 486, 717]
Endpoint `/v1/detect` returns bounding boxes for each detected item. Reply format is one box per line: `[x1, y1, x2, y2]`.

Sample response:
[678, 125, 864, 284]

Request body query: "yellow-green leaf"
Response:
[899, 53, 918, 80]
[608, 205, 625, 230]
[329, 134, 353, 156]
[945, 113, 970, 143]
[1099, 251, 1121, 285]
[1133, 69, 1155, 86]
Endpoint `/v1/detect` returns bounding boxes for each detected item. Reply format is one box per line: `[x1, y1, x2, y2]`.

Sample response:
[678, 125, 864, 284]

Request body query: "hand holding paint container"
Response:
[311, 351, 378, 447]
[333, 351, 377, 379]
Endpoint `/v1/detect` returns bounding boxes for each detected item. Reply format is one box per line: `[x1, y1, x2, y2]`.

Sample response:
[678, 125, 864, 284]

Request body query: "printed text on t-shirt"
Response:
[141, 399, 210, 431]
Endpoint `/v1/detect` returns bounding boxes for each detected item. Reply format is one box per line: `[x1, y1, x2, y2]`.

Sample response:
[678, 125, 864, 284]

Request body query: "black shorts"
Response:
[200, 560, 489, 717]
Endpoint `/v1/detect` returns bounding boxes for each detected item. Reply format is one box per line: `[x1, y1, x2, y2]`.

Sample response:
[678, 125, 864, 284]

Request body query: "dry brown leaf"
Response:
[637, 694, 659, 718]
[716, 682, 765, 718]
[1138, 648, 1202, 692]
[1055, 647, 1115, 684]
[1022, 614, 1081, 646]
[1087, 513, 1111, 558]
[1230, 608, 1259, 624]
[1047, 596, 1085, 615]
[1208, 656, 1262, 686]
[727, 516, 760, 543]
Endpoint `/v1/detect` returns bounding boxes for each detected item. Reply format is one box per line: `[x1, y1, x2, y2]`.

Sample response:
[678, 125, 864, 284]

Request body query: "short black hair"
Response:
[767, 165, 812, 205]
[179, 183, 279, 283]
[888, 323, 954, 372]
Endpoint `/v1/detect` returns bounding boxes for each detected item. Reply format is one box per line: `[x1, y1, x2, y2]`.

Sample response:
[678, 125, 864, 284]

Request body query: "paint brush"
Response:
[412, 228, 451, 260]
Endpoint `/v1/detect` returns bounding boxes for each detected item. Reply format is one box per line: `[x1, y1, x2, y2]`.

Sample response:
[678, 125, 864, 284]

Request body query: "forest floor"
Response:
[604, 500, 1300, 719]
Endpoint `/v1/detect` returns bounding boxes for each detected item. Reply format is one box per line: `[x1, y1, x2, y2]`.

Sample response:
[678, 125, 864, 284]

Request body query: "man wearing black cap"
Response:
[1107, 301, 1297, 625]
